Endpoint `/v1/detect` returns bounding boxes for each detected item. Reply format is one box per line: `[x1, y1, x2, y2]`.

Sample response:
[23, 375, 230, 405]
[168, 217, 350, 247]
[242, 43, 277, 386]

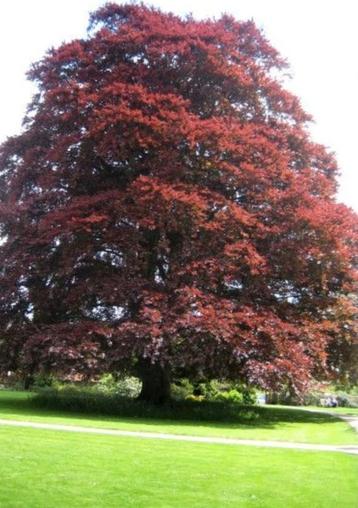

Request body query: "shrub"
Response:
[215, 389, 244, 403]
[33, 374, 57, 389]
[171, 378, 194, 400]
[96, 374, 141, 398]
[171, 379, 257, 405]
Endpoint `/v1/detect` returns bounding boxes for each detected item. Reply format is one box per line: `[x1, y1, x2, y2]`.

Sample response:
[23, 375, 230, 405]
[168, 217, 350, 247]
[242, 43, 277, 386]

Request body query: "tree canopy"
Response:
[0, 3, 357, 401]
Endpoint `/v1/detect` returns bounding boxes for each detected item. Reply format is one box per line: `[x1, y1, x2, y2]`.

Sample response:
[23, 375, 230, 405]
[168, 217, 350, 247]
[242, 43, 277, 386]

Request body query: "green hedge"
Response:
[32, 387, 260, 423]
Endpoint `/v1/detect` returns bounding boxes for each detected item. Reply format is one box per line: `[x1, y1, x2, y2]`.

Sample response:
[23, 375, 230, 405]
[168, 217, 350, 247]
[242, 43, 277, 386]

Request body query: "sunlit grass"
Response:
[0, 390, 357, 445]
[0, 424, 357, 508]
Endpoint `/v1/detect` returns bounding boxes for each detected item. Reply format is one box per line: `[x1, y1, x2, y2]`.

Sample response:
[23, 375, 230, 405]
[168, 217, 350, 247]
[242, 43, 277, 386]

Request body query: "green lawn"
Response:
[0, 390, 357, 445]
[306, 406, 358, 416]
[0, 424, 357, 508]
[0, 390, 357, 507]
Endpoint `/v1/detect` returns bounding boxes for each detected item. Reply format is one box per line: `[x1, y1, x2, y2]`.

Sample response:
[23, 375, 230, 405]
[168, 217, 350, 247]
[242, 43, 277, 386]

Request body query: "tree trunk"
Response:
[24, 374, 34, 390]
[137, 359, 171, 404]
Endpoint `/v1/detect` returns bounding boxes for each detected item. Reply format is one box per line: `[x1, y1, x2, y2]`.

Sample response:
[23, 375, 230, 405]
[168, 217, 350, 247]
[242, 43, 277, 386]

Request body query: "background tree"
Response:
[0, 3, 357, 402]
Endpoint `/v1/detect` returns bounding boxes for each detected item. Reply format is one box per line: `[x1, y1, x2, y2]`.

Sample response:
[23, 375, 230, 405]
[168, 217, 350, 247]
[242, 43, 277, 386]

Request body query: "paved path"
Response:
[304, 407, 358, 436]
[1, 418, 358, 455]
[337, 414, 358, 433]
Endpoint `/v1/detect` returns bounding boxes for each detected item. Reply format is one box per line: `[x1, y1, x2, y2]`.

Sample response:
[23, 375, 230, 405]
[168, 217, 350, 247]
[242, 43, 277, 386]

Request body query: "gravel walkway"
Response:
[1, 417, 358, 455]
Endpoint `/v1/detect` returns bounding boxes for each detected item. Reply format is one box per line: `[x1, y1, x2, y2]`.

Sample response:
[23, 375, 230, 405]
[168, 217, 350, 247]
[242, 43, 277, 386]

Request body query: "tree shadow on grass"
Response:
[0, 389, 341, 432]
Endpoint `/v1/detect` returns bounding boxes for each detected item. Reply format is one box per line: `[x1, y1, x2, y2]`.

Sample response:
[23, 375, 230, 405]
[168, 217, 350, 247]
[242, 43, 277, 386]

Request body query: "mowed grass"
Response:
[306, 406, 358, 416]
[0, 425, 357, 508]
[0, 390, 357, 445]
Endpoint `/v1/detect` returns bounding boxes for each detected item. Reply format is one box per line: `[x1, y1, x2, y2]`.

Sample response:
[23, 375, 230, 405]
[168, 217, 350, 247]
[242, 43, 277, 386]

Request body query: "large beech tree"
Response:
[0, 3, 357, 402]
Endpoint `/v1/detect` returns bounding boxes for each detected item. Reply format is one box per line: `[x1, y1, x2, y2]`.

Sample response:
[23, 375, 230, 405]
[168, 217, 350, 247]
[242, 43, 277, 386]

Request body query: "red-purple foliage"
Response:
[0, 3, 357, 400]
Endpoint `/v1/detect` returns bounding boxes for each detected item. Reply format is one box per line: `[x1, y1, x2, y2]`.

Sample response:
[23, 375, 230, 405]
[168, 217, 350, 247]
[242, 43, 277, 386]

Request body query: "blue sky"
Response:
[0, 0, 356, 211]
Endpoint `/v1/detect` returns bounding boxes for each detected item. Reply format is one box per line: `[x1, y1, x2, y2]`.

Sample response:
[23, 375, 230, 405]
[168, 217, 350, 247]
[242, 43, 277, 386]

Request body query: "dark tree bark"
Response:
[23, 374, 34, 390]
[137, 359, 171, 404]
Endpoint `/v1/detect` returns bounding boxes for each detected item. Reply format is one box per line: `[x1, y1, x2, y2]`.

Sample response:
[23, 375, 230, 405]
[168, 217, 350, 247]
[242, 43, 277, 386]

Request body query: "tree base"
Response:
[23, 375, 34, 390]
[137, 360, 171, 405]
